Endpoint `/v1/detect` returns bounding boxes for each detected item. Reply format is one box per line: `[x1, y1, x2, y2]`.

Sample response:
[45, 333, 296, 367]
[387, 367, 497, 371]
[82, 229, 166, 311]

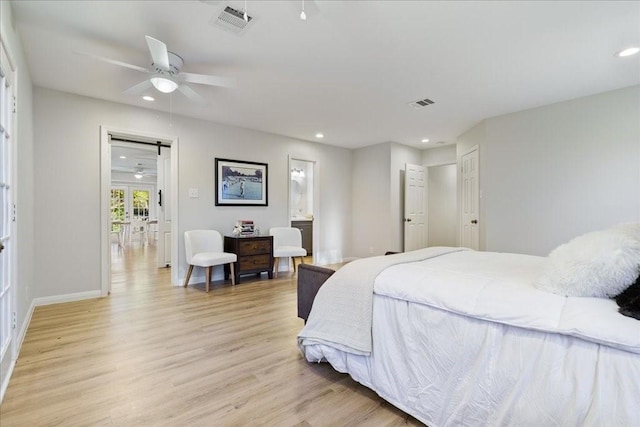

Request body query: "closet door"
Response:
[0, 43, 16, 396]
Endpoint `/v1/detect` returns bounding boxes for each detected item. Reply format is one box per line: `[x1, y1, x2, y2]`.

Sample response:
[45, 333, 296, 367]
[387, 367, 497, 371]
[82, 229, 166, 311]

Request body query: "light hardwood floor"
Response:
[1, 244, 422, 426]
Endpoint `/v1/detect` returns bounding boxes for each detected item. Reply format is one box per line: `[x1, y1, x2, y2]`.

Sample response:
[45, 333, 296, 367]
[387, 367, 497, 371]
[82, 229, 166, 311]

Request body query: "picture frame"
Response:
[215, 158, 268, 206]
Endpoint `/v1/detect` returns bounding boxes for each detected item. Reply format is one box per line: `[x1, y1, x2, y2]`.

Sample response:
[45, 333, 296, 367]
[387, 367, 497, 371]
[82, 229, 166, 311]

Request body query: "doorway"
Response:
[100, 127, 179, 295]
[289, 158, 316, 264]
[110, 143, 158, 248]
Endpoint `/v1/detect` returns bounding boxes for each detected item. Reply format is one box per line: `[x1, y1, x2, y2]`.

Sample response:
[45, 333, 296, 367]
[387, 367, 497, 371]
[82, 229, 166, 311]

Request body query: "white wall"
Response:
[2, 0, 35, 399]
[33, 87, 353, 296]
[423, 145, 456, 166]
[457, 85, 640, 256]
[351, 143, 389, 258]
[351, 142, 421, 257]
[427, 164, 457, 247]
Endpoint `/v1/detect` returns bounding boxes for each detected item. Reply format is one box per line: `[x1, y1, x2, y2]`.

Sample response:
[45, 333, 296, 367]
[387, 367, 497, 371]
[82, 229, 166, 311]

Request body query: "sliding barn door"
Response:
[157, 148, 171, 267]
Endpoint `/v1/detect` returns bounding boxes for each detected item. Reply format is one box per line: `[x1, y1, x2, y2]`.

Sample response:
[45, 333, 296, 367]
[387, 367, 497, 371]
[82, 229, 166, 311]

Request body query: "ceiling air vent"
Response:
[211, 5, 255, 35]
[408, 98, 435, 109]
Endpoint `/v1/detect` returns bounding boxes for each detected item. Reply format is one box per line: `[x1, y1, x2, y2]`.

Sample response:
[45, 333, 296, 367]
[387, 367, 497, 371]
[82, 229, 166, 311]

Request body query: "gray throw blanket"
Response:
[297, 247, 467, 356]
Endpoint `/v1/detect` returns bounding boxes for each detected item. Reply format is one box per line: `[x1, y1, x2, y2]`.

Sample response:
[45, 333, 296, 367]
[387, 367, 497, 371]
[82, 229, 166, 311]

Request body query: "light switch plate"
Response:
[189, 188, 199, 198]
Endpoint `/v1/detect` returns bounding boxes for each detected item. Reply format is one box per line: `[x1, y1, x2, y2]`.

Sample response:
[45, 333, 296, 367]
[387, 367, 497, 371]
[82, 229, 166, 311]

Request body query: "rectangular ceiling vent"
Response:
[211, 5, 255, 35]
[408, 98, 435, 109]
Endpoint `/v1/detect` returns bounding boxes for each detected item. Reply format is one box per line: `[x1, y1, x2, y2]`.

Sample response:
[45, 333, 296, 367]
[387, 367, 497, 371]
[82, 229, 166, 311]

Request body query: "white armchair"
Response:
[270, 227, 307, 278]
[184, 230, 237, 292]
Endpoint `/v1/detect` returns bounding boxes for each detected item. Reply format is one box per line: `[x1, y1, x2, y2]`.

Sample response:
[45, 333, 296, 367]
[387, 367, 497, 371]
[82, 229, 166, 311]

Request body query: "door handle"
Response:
[158, 189, 162, 207]
[471, 219, 478, 224]
[405, 218, 412, 222]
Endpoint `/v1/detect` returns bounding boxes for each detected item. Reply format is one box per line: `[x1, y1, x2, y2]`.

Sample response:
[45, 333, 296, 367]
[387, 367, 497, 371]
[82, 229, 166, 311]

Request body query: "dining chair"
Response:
[130, 219, 149, 247]
[184, 230, 237, 292]
[270, 227, 307, 278]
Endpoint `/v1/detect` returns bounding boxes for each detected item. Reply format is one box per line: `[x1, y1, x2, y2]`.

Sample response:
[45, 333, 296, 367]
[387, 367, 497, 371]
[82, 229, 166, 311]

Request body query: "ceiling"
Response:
[111, 145, 158, 178]
[10, 1, 640, 149]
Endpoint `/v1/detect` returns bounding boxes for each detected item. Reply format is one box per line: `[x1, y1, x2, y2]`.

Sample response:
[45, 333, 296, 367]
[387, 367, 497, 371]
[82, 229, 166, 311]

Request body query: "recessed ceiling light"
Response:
[142, 95, 155, 101]
[616, 47, 640, 57]
[119, 155, 127, 159]
[315, 133, 324, 139]
[421, 138, 430, 143]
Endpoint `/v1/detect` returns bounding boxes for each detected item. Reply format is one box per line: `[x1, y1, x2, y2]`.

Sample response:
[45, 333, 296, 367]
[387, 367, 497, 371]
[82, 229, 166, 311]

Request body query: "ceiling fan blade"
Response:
[181, 72, 235, 88]
[145, 36, 170, 71]
[123, 79, 153, 96]
[177, 84, 206, 105]
[74, 51, 149, 73]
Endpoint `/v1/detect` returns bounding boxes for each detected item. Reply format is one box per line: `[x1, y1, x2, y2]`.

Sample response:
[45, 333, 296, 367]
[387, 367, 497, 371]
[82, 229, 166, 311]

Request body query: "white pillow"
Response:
[534, 227, 640, 298]
[609, 222, 640, 243]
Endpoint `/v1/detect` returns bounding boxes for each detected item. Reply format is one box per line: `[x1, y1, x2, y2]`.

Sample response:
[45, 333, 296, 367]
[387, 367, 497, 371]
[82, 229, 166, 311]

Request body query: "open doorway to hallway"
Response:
[101, 127, 178, 295]
[110, 143, 161, 286]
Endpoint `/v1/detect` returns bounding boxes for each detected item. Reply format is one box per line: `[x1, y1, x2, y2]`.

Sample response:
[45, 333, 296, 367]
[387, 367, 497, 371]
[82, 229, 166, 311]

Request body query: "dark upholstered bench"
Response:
[297, 264, 335, 322]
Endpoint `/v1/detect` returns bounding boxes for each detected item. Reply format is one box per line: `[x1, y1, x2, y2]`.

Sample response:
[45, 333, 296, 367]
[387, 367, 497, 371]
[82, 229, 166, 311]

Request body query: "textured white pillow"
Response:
[610, 222, 640, 243]
[535, 227, 640, 298]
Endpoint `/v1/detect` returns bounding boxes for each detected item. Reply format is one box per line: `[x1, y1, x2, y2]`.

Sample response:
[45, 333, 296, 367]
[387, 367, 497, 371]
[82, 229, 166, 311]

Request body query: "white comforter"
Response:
[300, 249, 640, 426]
[298, 247, 467, 355]
[375, 250, 640, 354]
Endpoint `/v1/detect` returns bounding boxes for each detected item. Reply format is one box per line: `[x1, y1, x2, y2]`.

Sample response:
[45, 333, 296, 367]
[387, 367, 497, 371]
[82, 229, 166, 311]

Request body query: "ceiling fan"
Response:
[77, 36, 235, 104]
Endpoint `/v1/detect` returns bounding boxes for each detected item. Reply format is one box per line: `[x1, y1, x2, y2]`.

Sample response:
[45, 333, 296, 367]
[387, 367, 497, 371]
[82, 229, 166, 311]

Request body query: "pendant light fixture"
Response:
[300, 0, 307, 20]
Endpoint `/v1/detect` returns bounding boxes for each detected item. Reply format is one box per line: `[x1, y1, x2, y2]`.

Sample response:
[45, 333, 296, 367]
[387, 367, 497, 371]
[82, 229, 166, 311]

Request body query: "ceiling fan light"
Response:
[300, 10, 307, 20]
[150, 76, 178, 93]
[134, 172, 144, 179]
[616, 47, 640, 57]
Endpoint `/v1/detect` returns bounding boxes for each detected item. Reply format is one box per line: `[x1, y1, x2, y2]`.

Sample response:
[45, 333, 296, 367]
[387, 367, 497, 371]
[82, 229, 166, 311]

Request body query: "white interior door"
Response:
[404, 163, 426, 252]
[461, 148, 480, 249]
[157, 147, 171, 267]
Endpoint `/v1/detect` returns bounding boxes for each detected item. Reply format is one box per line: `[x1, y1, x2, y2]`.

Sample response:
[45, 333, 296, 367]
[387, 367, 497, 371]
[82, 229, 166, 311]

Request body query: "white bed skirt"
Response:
[303, 294, 640, 427]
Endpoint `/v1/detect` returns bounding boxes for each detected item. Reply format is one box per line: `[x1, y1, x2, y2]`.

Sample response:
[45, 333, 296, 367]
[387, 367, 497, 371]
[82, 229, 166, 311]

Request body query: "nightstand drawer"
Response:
[239, 254, 271, 270]
[238, 240, 271, 255]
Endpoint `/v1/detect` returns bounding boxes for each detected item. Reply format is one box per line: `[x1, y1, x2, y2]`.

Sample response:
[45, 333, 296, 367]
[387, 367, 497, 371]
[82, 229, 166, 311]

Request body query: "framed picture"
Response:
[215, 158, 268, 206]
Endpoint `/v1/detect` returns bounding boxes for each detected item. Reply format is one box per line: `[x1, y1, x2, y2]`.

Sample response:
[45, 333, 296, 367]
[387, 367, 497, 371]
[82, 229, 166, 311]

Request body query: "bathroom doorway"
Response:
[289, 158, 315, 262]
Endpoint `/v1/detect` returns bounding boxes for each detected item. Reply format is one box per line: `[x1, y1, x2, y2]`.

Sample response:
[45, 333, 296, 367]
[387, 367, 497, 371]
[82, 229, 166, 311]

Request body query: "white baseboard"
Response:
[0, 299, 34, 404]
[1, 291, 102, 402]
[32, 290, 102, 307]
[0, 358, 15, 404]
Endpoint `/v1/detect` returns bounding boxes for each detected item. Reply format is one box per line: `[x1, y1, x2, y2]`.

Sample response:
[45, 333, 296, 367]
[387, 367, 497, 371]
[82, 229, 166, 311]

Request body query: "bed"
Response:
[297, 242, 640, 426]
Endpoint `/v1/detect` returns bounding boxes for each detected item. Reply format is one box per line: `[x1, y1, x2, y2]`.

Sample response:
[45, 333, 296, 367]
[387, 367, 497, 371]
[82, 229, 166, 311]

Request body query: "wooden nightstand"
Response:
[224, 235, 274, 284]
